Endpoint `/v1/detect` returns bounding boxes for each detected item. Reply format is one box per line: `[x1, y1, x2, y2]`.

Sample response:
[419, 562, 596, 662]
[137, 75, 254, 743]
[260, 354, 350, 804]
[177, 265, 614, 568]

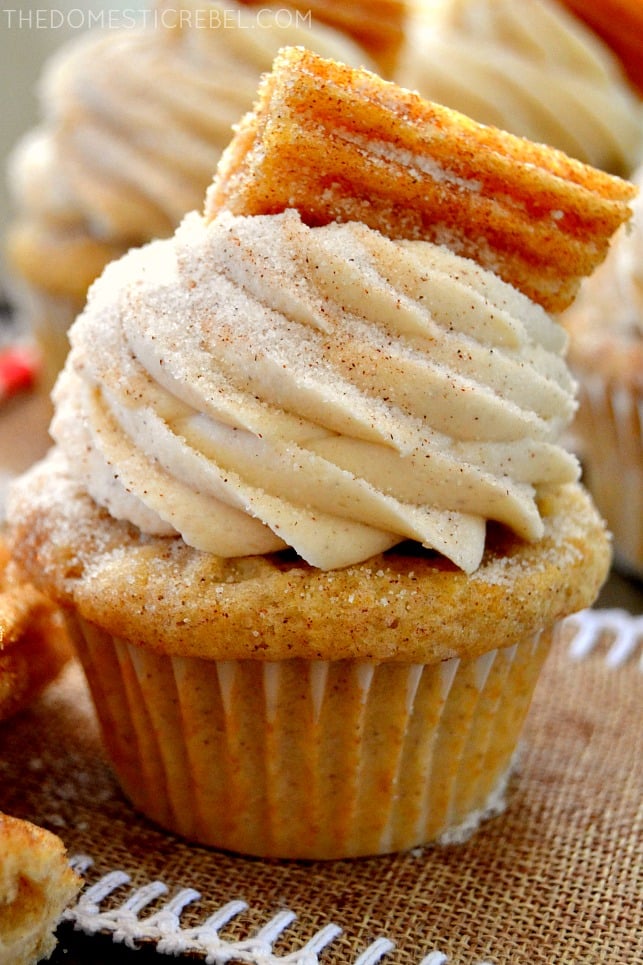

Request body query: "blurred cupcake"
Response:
[557, 0, 643, 96]
[237, 0, 408, 77]
[3, 0, 380, 390]
[7, 49, 631, 859]
[562, 164, 643, 579]
[396, 0, 643, 176]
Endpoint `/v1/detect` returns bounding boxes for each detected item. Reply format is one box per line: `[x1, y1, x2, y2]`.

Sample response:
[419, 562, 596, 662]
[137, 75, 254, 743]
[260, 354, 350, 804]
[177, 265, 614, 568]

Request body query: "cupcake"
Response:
[3, 0, 382, 390]
[6, 48, 633, 859]
[562, 163, 643, 579]
[396, 0, 643, 177]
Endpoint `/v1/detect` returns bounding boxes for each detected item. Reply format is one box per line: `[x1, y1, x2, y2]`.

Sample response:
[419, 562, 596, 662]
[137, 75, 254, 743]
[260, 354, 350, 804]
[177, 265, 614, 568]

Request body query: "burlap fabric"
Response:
[0, 618, 641, 965]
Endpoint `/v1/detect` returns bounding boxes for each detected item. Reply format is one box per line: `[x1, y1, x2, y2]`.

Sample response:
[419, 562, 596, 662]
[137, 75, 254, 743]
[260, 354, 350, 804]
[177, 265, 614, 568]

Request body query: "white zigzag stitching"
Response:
[564, 608, 643, 669]
[64, 857, 494, 965]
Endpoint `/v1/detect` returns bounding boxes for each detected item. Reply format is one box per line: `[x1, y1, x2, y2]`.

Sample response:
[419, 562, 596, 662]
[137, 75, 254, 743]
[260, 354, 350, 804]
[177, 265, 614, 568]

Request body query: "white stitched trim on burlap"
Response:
[564, 608, 643, 669]
[64, 857, 494, 965]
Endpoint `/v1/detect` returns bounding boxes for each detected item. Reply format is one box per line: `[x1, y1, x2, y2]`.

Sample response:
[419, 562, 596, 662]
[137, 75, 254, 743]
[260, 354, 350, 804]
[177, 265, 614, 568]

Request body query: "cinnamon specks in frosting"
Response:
[46, 207, 585, 573]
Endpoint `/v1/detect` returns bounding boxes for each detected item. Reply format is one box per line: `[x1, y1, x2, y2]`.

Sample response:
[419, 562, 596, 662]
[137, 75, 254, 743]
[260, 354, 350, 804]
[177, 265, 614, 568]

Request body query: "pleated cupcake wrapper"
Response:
[67, 616, 553, 859]
[576, 376, 643, 578]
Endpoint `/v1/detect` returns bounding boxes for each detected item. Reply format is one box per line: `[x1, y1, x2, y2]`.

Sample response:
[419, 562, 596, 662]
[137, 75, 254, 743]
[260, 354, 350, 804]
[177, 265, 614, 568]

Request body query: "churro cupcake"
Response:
[3, 0, 381, 391]
[562, 163, 643, 578]
[396, 0, 643, 176]
[7, 49, 634, 859]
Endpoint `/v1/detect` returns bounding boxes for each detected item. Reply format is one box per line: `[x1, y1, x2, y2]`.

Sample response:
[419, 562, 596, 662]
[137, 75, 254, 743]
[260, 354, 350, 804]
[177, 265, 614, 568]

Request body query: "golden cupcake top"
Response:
[396, 0, 643, 176]
[7, 452, 611, 661]
[42, 48, 635, 575]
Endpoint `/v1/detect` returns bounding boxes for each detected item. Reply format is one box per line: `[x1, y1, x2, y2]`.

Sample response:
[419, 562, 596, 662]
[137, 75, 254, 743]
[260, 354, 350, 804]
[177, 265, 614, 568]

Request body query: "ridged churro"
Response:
[206, 46, 636, 313]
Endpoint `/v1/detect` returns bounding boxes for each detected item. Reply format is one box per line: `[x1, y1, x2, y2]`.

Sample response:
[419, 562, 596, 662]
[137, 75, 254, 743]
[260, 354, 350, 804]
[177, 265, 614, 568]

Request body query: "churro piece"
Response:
[0, 812, 81, 965]
[206, 46, 637, 314]
[0, 536, 72, 723]
[237, 0, 407, 75]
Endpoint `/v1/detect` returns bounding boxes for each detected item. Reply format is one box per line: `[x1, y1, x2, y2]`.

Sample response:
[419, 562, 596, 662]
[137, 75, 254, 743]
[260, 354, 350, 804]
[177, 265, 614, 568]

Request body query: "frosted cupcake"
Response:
[562, 163, 643, 578]
[396, 0, 643, 176]
[7, 49, 633, 859]
[3, 0, 379, 390]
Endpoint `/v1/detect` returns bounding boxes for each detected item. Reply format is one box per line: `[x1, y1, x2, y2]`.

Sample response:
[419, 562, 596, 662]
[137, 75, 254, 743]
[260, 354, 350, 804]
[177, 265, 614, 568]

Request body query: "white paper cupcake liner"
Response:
[68, 614, 553, 859]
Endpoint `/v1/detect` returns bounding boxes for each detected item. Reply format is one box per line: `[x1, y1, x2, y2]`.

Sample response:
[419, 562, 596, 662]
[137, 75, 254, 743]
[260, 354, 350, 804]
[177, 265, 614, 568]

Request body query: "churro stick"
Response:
[206, 46, 636, 314]
[237, 0, 407, 75]
[0, 537, 72, 723]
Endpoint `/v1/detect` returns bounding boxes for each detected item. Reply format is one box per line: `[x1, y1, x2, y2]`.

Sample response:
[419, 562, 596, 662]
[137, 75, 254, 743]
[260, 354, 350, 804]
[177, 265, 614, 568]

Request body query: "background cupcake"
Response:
[562, 163, 643, 579]
[557, 0, 643, 97]
[2, 0, 382, 390]
[396, 0, 643, 176]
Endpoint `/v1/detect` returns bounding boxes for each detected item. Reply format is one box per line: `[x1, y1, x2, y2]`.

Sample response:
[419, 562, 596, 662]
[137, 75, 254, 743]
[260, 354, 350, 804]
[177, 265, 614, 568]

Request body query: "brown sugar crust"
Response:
[206, 47, 636, 315]
[236, 0, 407, 76]
[559, 0, 643, 96]
[0, 811, 81, 965]
[0, 535, 73, 723]
[8, 449, 611, 665]
[5, 219, 126, 302]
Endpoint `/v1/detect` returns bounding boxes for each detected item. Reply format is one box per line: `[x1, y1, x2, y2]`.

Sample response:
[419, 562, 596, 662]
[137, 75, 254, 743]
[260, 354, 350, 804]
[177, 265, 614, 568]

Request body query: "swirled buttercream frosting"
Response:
[396, 0, 643, 176]
[9, 0, 374, 244]
[52, 209, 580, 572]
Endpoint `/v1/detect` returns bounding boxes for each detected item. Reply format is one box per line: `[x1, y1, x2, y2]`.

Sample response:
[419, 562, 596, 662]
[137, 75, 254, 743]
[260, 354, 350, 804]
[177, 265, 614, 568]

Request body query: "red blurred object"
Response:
[0, 345, 41, 403]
